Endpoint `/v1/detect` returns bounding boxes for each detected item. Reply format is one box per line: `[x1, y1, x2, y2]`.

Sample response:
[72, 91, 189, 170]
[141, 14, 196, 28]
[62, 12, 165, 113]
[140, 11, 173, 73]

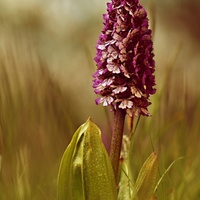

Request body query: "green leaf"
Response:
[57, 121, 85, 200]
[118, 160, 133, 200]
[57, 118, 117, 200]
[118, 135, 134, 200]
[132, 152, 158, 200]
[154, 157, 184, 193]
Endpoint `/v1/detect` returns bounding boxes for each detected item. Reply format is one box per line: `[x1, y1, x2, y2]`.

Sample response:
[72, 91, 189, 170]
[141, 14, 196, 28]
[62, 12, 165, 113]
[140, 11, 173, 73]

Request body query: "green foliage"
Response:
[132, 152, 158, 200]
[118, 152, 158, 200]
[118, 161, 133, 200]
[154, 157, 184, 194]
[57, 118, 117, 200]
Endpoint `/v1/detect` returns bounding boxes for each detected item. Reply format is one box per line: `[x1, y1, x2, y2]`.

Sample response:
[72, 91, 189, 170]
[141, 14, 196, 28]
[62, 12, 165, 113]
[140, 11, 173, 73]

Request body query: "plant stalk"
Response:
[110, 107, 126, 184]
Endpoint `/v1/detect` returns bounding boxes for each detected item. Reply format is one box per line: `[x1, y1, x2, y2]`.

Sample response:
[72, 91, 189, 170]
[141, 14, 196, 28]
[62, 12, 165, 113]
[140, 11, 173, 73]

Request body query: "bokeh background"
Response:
[0, 0, 200, 199]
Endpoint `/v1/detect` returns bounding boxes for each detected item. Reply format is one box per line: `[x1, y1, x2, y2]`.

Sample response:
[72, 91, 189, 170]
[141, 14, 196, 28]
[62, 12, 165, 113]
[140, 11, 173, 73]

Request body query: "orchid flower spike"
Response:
[93, 0, 156, 117]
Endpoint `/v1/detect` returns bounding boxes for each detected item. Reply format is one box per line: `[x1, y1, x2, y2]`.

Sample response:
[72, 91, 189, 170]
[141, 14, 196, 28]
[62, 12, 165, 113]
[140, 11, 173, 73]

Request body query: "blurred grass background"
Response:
[0, 0, 200, 199]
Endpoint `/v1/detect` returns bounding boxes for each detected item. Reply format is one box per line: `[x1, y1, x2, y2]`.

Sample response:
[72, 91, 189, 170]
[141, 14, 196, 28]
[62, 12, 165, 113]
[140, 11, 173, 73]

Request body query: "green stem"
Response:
[110, 107, 126, 184]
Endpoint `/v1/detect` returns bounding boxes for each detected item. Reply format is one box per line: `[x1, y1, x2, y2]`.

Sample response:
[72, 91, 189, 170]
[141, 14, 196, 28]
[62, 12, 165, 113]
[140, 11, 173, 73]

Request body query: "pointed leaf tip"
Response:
[132, 152, 158, 200]
[57, 119, 117, 200]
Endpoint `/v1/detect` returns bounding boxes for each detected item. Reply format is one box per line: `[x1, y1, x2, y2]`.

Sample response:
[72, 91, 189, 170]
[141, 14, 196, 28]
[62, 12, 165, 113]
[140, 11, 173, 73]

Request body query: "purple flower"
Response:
[93, 0, 156, 116]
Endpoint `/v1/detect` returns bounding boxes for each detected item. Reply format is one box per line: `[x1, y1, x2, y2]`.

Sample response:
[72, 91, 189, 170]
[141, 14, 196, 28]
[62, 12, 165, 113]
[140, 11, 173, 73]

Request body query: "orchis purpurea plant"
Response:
[57, 0, 158, 200]
[93, 0, 156, 183]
